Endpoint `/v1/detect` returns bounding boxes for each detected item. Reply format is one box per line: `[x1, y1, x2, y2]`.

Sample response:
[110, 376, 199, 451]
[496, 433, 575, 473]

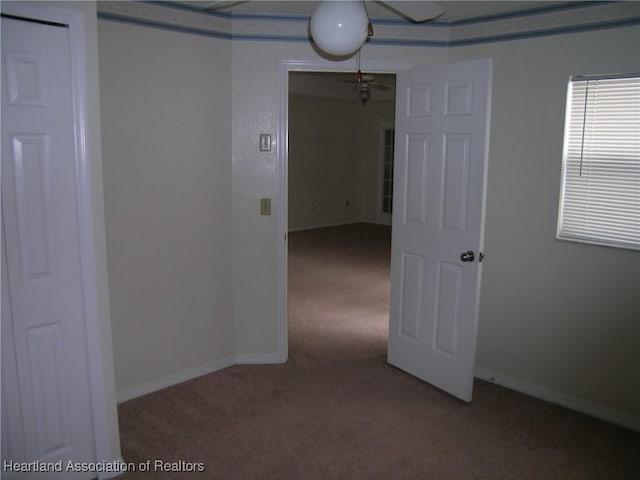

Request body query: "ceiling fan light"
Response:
[310, 1, 368, 57]
[359, 87, 371, 104]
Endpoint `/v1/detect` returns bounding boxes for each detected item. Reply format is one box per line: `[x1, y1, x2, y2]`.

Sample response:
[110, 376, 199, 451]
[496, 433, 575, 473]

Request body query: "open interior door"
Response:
[387, 58, 492, 402]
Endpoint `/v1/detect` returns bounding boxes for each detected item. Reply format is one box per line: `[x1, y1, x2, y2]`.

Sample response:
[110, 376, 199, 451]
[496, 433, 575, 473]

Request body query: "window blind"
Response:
[557, 74, 640, 250]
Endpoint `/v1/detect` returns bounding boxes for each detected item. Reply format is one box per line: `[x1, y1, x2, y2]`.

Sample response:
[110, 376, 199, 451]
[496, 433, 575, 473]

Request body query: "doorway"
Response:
[286, 70, 396, 361]
[277, 58, 492, 402]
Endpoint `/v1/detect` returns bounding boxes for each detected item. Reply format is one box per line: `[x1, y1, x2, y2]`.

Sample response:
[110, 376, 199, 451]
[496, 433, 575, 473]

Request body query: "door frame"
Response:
[276, 57, 411, 361]
[1, 1, 122, 472]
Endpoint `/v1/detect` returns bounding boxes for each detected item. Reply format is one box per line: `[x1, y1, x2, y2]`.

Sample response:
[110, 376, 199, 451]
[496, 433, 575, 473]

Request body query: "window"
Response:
[382, 128, 395, 214]
[557, 74, 640, 251]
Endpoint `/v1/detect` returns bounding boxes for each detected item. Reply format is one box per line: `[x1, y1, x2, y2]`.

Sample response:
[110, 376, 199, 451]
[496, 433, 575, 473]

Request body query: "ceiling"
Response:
[174, 1, 596, 102]
[182, 1, 570, 23]
[182, 1, 571, 103]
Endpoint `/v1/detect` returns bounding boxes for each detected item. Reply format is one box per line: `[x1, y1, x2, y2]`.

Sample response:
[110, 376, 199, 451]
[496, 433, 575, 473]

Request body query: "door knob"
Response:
[460, 250, 475, 262]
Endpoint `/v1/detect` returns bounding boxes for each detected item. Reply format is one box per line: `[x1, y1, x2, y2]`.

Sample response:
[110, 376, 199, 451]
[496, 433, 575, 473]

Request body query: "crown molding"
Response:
[449, 1, 640, 45]
[97, 1, 640, 46]
[98, 1, 232, 38]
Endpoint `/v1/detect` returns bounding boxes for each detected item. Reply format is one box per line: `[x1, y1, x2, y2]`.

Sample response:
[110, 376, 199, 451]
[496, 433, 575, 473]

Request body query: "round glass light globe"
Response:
[310, 1, 368, 56]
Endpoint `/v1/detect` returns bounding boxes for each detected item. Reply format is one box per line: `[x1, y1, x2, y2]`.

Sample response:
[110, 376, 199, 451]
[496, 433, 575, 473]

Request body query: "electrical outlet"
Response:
[260, 198, 271, 216]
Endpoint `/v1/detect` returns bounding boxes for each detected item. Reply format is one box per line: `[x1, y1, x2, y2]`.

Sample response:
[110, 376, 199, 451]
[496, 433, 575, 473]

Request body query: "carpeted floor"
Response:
[117, 223, 640, 479]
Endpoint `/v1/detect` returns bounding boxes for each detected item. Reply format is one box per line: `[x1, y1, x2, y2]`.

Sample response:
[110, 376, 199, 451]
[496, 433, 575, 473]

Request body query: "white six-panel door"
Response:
[1, 15, 97, 478]
[387, 59, 492, 402]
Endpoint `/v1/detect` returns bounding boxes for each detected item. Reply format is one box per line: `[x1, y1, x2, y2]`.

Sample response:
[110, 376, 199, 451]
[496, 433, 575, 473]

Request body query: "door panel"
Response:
[388, 59, 492, 402]
[1, 16, 96, 477]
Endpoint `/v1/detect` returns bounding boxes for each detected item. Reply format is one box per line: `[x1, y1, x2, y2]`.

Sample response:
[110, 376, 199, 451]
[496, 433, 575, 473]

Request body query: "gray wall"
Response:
[288, 94, 395, 230]
[98, 20, 234, 395]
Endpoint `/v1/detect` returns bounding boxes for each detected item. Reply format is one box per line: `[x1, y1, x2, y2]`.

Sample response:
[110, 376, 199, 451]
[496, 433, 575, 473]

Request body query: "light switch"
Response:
[259, 134, 272, 152]
[260, 198, 271, 216]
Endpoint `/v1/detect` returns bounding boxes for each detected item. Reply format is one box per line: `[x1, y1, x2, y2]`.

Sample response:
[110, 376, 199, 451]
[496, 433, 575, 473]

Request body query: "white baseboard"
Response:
[235, 353, 287, 364]
[116, 356, 236, 403]
[116, 354, 287, 403]
[474, 366, 640, 433]
[117, 359, 639, 433]
[288, 221, 358, 233]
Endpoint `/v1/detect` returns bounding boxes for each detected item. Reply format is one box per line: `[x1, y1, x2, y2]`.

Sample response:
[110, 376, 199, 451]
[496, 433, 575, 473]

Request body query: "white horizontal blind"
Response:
[558, 74, 640, 250]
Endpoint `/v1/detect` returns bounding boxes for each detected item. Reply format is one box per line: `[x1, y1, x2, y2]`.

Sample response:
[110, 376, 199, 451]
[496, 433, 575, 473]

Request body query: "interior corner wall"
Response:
[448, 25, 640, 421]
[97, 20, 234, 395]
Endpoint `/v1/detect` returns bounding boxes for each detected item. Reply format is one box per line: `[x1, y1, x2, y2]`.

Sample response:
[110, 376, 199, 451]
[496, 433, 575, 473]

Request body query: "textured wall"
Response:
[288, 94, 395, 231]
[98, 20, 234, 393]
[288, 94, 363, 231]
[449, 26, 640, 421]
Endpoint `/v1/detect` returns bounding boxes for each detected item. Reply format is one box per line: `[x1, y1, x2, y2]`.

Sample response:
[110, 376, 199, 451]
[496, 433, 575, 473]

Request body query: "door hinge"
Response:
[479, 252, 485, 262]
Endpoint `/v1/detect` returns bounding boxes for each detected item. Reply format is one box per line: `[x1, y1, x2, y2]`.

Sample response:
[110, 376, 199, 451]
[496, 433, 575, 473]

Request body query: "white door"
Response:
[1, 15, 97, 477]
[387, 58, 492, 402]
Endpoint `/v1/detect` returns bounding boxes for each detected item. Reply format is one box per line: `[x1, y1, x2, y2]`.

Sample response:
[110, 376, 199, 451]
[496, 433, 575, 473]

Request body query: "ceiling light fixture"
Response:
[359, 85, 371, 105]
[310, 1, 371, 57]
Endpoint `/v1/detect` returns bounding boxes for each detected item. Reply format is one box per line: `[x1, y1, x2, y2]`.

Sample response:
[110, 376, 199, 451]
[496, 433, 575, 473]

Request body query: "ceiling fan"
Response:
[345, 73, 390, 90]
[344, 72, 391, 104]
[204, 1, 445, 23]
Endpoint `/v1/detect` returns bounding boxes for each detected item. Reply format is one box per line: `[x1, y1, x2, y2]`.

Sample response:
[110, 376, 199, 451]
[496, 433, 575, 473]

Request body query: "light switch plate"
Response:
[259, 134, 271, 152]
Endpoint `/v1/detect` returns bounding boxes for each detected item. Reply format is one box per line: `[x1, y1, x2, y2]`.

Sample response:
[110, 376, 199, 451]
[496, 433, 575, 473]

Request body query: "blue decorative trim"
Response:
[228, 12, 311, 22]
[448, 16, 640, 46]
[232, 34, 310, 43]
[367, 38, 449, 48]
[97, 2, 640, 47]
[152, 0, 616, 27]
[447, 1, 612, 25]
[155, 0, 311, 22]
[97, 11, 232, 39]
[144, 0, 231, 19]
[364, 16, 447, 27]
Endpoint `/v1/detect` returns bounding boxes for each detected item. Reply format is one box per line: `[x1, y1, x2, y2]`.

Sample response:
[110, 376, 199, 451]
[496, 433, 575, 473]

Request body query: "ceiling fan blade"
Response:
[343, 73, 376, 84]
[378, 0, 445, 22]
[204, 1, 247, 11]
[371, 83, 391, 91]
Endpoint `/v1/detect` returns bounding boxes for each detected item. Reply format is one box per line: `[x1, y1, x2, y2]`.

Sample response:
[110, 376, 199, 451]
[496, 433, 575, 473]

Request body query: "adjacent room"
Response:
[287, 70, 395, 364]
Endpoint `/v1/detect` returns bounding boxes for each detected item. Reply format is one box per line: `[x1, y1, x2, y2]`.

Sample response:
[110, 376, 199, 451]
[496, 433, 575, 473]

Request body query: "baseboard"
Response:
[116, 354, 288, 403]
[288, 221, 358, 233]
[235, 353, 287, 364]
[474, 366, 640, 433]
[116, 356, 236, 403]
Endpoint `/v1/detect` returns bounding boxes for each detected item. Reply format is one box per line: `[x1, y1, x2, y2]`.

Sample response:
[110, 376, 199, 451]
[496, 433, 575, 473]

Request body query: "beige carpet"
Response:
[117, 223, 640, 479]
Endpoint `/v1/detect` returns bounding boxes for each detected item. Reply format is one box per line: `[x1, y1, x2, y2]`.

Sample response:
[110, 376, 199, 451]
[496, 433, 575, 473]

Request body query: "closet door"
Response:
[1, 14, 96, 478]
